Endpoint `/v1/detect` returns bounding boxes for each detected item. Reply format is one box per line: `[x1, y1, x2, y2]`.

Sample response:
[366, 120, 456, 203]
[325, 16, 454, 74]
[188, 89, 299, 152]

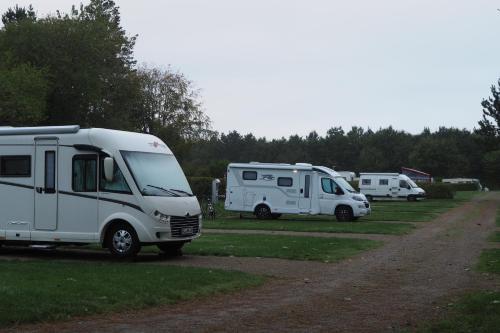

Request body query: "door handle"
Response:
[36, 187, 44, 193]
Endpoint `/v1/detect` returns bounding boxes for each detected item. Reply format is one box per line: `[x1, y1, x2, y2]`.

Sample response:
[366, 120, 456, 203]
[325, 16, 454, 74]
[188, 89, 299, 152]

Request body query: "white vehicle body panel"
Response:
[358, 173, 426, 201]
[0, 126, 201, 246]
[225, 162, 371, 218]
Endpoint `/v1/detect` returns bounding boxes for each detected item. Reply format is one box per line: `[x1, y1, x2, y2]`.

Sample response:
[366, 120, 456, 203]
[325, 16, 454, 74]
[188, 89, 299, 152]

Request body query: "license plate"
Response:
[181, 227, 194, 235]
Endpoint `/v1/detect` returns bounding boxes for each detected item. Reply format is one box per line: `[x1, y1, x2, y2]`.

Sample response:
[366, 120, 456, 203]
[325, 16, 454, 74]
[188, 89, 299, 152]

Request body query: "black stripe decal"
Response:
[58, 190, 144, 212]
[0, 180, 34, 189]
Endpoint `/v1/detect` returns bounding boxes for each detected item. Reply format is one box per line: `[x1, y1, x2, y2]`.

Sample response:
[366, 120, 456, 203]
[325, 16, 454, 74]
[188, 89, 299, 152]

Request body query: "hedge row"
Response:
[418, 183, 454, 199]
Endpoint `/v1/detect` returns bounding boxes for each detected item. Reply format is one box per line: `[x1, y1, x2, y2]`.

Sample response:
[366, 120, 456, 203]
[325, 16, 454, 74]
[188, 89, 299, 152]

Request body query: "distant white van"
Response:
[337, 171, 356, 182]
[0, 126, 201, 257]
[359, 173, 426, 201]
[225, 162, 371, 221]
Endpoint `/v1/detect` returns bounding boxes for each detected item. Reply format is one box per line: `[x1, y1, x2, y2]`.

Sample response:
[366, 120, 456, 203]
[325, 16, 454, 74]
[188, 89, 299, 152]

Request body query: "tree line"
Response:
[1, 1, 499, 188]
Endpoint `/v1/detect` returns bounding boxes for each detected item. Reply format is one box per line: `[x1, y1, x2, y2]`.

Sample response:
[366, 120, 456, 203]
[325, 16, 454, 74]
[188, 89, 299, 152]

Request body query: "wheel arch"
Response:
[99, 213, 150, 245]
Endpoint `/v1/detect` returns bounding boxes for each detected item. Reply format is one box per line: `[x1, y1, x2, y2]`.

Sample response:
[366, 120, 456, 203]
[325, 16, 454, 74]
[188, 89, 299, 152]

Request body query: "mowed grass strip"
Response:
[184, 233, 382, 262]
[204, 219, 414, 235]
[0, 261, 264, 327]
[477, 249, 500, 274]
[421, 291, 500, 333]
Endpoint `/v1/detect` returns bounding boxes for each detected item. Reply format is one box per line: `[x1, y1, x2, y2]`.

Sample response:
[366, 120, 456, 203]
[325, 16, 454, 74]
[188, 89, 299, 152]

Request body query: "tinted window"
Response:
[0, 155, 31, 177]
[242, 171, 257, 180]
[277, 177, 293, 187]
[304, 175, 310, 198]
[361, 178, 371, 185]
[99, 158, 131, 194]
[73, 155, 97, 192]
[45, 151, 56, 193]
[379, 179, 389, 185]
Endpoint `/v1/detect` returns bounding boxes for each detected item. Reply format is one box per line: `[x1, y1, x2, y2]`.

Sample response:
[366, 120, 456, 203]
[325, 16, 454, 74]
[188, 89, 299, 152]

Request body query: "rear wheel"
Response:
[106, 223, 141, 258]
[255, 205, 272, 220]
[335, 205, 354, 222]
[157, 242, 185, 256]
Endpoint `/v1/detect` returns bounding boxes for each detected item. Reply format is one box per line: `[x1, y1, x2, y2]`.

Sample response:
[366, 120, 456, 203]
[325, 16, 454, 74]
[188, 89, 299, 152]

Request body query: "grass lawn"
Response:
[489, 232, 500, 243]
[477, 249, 500, 274]
[183, 233, 382, 262]
[422, 291, 500, 333]
[0, 260, 264, 327]
[203, 219, 414, 235]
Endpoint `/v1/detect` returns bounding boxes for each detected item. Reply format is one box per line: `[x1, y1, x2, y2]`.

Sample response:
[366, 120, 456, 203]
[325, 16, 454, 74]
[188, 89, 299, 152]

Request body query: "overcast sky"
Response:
[2, 0, 500, 138]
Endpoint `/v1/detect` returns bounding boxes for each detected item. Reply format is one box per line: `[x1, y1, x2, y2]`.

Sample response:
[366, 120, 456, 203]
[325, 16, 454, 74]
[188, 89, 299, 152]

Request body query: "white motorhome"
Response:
[358, 173, 426, 201]
[225, 162, 371, 221]
[442, 178, 482, 190]
[0, 126, 201, 257]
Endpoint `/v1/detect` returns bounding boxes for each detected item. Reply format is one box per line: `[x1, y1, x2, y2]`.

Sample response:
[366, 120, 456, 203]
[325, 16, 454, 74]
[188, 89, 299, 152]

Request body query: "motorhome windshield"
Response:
[408, 179, 419, 188]
[121, 151, 193, 197]
[334, 176, 357, 193]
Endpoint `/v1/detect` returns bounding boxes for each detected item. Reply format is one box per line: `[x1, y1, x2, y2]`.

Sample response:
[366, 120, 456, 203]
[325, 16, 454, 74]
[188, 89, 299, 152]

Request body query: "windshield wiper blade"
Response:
[144, 184, 180, 197]
[169, 188, 194, 196]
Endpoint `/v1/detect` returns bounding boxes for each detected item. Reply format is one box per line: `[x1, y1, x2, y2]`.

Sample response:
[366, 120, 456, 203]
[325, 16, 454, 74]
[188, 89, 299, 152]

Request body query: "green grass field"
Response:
[204, 219, 414, 235]
[183, 233, 382, 262]
[0, 260, 264, 327]
[477, 249, 500, 274]
[421, 291, 500, 333]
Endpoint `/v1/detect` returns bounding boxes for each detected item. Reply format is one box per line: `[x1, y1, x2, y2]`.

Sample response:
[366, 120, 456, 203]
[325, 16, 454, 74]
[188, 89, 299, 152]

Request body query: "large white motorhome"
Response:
[358, 173, 426, 201]
[225, 162, 371, 221]
[0, 126, 201, 257]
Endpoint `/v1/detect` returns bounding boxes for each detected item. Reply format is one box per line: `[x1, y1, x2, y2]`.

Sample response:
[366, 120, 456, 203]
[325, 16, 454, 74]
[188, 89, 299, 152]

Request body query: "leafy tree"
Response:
[1, 4, 36, 25]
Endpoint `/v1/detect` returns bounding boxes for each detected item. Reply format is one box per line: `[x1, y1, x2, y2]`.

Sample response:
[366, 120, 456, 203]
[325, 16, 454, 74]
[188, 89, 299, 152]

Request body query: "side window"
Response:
[242, 171, 257, 180]
[399, 180, 408, 188]
[277, 177, 293, 187]
[304, 175, 310, 198]
[321, 178, 333, 194]
[45, 151, 56, 193]
[0, 155, 31, 177]
[379, 179, 389, 186]
[99, 157, 132, 194]
[361, 178, 371, 185]
[72, 155, 97, 192]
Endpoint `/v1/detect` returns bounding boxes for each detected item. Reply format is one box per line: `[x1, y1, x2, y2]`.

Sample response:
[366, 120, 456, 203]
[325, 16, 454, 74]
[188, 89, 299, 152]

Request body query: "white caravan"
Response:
[0, 126, 201, 257]
[358, 173, 426, 201]
[225, 162, 371, 221]
[337, 171, 356, 182]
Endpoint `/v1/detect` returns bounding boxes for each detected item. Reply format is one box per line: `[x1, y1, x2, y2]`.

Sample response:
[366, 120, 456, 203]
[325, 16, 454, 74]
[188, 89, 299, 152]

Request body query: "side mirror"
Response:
[103, 157, 114, 182]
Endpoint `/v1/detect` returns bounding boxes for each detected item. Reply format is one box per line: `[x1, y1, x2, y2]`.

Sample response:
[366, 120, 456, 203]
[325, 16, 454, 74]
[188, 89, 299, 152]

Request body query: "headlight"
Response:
[158, 213, 170, 224]
[352, 195, 364, 202]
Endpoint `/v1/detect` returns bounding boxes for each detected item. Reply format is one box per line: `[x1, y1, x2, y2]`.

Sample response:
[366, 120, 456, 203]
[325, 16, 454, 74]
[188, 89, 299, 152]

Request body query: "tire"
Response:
[255, 205, 272, 220]
[366, 195, 373, 202]
[335, 205, 354, 222]
[271, 213, 282, 219]
[106, 223, 141, 258]
[158, 242, 185, 256]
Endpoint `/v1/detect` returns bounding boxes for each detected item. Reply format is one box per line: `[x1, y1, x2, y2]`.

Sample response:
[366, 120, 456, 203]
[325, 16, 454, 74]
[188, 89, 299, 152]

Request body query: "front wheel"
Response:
[335, 205, 354, 222]
[407, 195, 417, 202]
[271, 213, 282, 219]
[106, 224, 141, 258]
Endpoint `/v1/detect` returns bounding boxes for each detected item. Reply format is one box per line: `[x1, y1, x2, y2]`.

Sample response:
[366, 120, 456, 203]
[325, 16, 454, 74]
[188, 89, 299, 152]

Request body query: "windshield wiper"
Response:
[144, 184, 180, 197]
[169, 188, 194, 197]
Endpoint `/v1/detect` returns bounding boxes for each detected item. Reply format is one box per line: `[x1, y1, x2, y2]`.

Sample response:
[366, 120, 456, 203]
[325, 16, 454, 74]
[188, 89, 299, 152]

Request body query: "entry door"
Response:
[299, 173, 311, 210]
[34, 139, 58, 230]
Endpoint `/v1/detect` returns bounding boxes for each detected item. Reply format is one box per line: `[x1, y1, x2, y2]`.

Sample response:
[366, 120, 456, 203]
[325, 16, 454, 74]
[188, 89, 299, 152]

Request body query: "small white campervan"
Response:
[225, 162, 371, 221]
[0, 126, 201, 257]
[358, 173, 426, 201]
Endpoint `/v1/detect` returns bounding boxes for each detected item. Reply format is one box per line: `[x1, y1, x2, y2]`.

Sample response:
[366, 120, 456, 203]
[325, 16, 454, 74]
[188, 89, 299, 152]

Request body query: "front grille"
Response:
[170, 215, 200, 238]
[364, 202, 370, 208]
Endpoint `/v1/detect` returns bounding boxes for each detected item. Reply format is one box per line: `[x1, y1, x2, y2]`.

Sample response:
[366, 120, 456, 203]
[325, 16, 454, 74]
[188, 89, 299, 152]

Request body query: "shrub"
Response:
[187, 177, 212, 198]
[348, 181, 360, 192]
[418, 183, 454, 199]
[445, 183, 480, 191]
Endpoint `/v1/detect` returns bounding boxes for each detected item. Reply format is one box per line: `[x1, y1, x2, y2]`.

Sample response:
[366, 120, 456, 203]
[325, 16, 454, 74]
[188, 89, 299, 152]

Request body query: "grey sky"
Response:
[3, 0, 500, 138]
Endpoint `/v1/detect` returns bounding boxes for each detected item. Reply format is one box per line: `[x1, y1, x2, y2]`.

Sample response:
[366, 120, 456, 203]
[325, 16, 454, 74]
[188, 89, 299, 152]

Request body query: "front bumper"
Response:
[353, 202, 371, 217]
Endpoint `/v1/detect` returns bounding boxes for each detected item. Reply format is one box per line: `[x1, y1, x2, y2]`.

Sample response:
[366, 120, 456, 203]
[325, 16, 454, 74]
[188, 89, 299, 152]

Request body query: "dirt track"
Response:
[3, 192, 500, 333]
